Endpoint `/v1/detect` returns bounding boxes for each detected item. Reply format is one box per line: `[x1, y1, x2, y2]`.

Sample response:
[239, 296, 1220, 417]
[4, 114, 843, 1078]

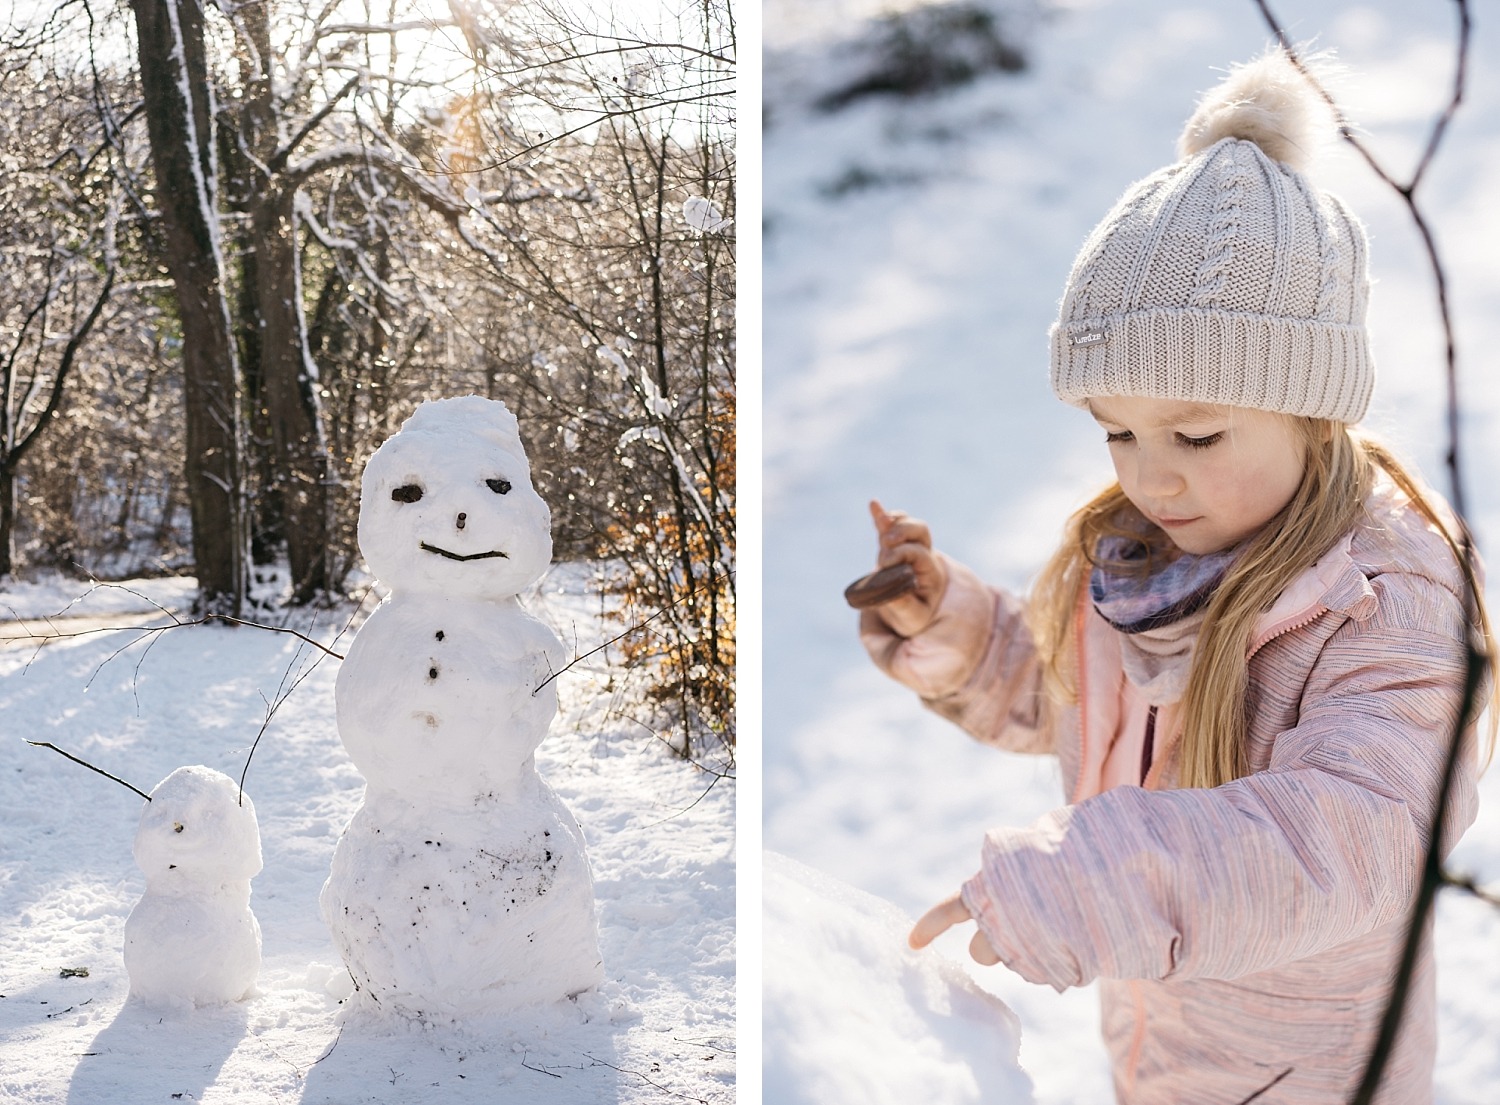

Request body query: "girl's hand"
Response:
[909, 892, 1001, 966]
[868, 500, 948, 637]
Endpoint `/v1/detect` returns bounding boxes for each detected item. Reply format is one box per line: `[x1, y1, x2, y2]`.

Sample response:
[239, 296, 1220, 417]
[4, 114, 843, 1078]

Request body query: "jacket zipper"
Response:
[1246, 605, 1328, 661]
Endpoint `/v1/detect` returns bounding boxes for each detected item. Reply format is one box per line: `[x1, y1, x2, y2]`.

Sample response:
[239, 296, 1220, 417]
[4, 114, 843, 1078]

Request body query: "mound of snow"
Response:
[763, 851, 1034, 1105]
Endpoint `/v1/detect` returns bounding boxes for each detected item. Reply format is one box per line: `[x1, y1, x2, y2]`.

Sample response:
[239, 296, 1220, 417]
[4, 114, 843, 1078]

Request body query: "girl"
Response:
[860, 52, 1495, 1104]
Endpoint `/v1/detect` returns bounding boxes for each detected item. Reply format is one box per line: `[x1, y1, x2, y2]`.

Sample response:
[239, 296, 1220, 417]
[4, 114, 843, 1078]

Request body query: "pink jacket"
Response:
[862, 484, 1479, 1104]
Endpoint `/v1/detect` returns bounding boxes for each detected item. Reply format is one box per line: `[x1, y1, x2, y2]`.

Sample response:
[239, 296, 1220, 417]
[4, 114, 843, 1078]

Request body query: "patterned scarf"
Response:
[1090, 534, 1242, 635]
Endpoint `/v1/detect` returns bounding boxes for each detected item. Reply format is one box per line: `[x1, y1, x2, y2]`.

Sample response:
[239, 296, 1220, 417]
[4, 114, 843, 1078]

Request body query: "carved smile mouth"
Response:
[420, 542, 509, 562]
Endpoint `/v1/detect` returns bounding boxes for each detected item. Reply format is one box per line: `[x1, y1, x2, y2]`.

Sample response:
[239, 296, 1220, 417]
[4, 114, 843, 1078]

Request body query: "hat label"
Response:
[1072, 329, 1108, 348]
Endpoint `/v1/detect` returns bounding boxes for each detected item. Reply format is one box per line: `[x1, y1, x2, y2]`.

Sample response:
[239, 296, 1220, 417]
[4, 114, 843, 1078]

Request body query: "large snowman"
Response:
[321, 396, 602, 1021]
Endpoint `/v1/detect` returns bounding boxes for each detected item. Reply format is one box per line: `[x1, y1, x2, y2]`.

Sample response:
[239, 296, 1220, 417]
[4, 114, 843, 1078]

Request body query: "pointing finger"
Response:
[908, 893, 972, 950]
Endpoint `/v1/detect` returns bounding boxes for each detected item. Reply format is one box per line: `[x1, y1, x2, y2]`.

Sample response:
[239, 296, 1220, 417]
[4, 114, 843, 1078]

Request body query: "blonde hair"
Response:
[1026, 423, 1497, 789]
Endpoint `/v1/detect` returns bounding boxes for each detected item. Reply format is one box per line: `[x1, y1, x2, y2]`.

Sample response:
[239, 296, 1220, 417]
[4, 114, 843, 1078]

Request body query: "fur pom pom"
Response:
[1178, 50, 1327, 170]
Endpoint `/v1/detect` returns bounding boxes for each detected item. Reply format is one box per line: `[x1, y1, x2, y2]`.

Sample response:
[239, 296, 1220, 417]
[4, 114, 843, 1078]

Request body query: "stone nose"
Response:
[456, 512, 467, 530]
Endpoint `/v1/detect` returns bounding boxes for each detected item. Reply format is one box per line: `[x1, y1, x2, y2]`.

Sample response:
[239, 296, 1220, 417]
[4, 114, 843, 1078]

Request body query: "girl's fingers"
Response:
[907, 893, 972, 950]
[870, 501, 931, 549]
[880, 519, 931, 555]
[881, 539, 938, 571]
[969, 929, 1001, 966]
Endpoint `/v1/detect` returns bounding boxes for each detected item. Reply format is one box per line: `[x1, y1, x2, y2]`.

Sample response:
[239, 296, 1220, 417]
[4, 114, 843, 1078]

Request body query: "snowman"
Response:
[123, 765, 263, 1007]
[320, 396, 602, 1021]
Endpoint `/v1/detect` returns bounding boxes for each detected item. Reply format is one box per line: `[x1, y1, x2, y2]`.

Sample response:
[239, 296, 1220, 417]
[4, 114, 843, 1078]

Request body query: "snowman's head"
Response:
[358, 397, 552, 598]
[134, 766, 262, 885]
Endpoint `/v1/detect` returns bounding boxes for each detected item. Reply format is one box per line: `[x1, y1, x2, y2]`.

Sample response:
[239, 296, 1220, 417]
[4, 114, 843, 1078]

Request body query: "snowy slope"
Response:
[763, 2, 1500, 1103]
[763, 851, 1032, 1105]
[0, 568, 734, 1104]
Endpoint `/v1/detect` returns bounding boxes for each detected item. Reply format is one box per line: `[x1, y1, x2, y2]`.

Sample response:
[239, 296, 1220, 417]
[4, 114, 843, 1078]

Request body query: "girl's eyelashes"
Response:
[1177, 432, 1223, 449]
[1102, 429, 1224, 449]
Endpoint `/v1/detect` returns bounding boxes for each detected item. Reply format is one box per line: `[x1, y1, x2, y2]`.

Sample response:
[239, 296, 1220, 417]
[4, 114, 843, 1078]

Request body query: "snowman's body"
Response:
[321, 397, 602, 1021]
[124, 766, 262, 1007]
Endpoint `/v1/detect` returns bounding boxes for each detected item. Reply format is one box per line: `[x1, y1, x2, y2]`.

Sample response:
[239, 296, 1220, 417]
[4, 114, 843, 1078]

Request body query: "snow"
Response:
[0, 575, 197, 621]
[325, 397, 602, 1021]
[0, 559, 733, 1101]
[684, 196, 733, 234]
[763, 1, 1500, 1103]
[763, 851, 1032, 1105]
[124, 766, 262, 1009]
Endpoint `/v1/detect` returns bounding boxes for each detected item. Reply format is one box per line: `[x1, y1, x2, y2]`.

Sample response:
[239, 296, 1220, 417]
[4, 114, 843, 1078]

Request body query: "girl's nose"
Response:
[456, 512, 467, 530]
[1133, 450, 1184, 499]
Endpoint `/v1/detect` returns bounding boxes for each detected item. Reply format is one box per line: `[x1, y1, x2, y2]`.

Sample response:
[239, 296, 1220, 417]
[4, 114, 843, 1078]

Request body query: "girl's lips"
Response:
[1154, 515, 1200, 528]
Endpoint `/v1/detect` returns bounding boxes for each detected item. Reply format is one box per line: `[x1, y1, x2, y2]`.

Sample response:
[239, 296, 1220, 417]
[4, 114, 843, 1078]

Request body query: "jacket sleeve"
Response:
[960, 571, 1480, 989]
[860, 553, 1053, 755]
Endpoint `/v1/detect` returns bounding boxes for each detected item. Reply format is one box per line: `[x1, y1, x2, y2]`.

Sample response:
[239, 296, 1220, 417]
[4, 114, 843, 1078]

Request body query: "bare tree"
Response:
[441, 0, 738, 751]
[128, 0, 247, 613]
[0, 12, 127, 576]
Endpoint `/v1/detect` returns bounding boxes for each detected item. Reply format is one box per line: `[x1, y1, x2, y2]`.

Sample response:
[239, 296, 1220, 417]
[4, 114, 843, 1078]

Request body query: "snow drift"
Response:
[763, 850, 1034, 1104]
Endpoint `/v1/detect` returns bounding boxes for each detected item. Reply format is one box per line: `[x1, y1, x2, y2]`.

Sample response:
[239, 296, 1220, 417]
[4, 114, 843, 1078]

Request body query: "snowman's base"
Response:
[321, 785, 603, 1021]
[124, 887, 261, 1008]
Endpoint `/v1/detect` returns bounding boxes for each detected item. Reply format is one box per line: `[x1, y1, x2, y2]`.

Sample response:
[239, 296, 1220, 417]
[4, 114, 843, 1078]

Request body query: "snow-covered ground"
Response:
[762, 1, 1500, 1102]
[0, 565, 734, 1104]
[763, 851, 1032, 1104]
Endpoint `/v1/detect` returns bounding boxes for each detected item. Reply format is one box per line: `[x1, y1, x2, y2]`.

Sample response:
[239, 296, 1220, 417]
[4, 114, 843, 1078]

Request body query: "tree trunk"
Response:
[0, 463, 15, 577]
[222, 0, 285, 569]
[129, 0, 246, 614]
[252, 186, 331, 601]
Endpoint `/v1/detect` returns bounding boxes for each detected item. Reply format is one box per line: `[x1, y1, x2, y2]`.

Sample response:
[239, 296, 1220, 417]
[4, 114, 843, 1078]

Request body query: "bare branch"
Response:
[1236, 1068, 1293, 1104]
[1249, 8, 1486, 1105]
[531, 566, 731, 694]
[1443, 870, 1500, 910]
[24, 740, 152, 801]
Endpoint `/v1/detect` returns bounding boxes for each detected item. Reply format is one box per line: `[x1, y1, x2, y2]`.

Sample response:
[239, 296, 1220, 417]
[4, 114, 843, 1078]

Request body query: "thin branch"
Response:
[531, 566, 729, 694]
[1, 613, 345, 660]
[24, 740, 151, 801]
[1237, 1068, 1293, 1104]
[268, 73, 362, 176]
[521, 1053, 564, 1079]
[582, 1053, 707, 1102]
[1249, 8, 1485, 1105]
[1443, 870, 1500, 910]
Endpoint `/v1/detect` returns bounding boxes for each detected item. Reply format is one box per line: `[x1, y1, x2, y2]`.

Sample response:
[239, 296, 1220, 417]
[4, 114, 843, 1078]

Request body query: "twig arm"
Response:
[24, 741, 151, 802]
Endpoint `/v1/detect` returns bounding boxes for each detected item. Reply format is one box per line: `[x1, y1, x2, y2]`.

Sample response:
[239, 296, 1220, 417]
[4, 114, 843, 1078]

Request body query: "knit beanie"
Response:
[1049, 51, 1374, 424]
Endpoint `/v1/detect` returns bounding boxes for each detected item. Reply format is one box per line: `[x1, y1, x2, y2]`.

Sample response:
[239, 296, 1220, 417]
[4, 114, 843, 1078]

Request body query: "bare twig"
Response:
[582, 1052, 708, 1102]
[634, 769, 727, 830]
[1249, 7, 1486, 1105]
[46, 997, 94, 1020]
[532, 567, 730, 695]
[1442, 870, 1500, 910]
[24, 741, 151, 801]
[521, 1053, 564, 1079]
[310, 1026, 344, 1067]
[238, 588, 375, 804]
[0, 612, 345, 660]
[672, 1035, 735, 1054]
[1237, 1068, 1293, 1104]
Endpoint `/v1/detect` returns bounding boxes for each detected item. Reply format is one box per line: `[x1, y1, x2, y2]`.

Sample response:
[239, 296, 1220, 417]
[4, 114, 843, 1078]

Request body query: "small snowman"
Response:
[123, 765, 263, 1007]
[320, 396, 602, 1021]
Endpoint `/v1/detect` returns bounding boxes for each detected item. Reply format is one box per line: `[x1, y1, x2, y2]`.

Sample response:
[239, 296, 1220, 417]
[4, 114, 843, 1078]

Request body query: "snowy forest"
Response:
[0, 3, 735, 1101]
[0, 0, 736, 748]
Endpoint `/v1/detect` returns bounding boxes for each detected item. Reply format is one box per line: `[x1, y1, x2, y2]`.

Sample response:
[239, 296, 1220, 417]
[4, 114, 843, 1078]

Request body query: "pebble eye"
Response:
[173, 822, 184, 834]
[391, 484, 424, 504]
[486, 478, 512, 495]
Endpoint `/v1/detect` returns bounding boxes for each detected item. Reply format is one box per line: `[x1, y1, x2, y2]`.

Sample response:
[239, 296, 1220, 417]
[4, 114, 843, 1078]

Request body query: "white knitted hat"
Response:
[1049, 51, 1374, 423]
